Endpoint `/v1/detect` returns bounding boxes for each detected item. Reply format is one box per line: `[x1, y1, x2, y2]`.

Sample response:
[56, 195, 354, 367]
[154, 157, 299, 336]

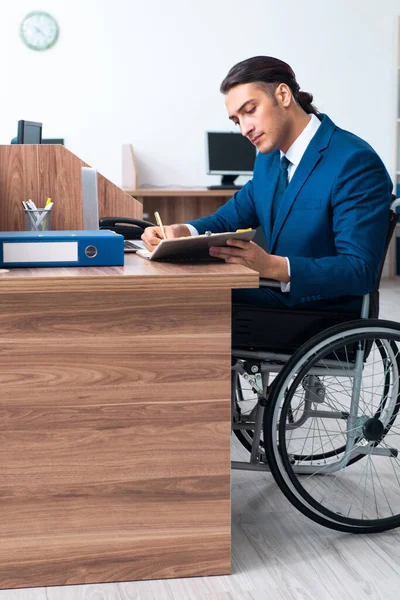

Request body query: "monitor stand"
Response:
[207, 175, 242, 190]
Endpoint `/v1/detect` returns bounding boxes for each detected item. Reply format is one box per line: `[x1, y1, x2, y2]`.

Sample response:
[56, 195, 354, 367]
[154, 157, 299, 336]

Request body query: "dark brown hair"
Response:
[220, 56, 318, 116]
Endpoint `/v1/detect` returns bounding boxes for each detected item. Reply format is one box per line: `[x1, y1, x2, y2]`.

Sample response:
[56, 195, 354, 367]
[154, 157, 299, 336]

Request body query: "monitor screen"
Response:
[206, 132, 256, 175]
[17, 120, 42, 144]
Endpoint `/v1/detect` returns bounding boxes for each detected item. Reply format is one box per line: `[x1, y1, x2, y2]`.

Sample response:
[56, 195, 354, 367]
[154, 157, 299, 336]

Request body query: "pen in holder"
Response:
[24, 207, 53, 232]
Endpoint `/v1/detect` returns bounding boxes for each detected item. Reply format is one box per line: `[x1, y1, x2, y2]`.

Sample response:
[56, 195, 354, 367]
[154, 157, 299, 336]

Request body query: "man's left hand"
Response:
[209, 239, 289, 282]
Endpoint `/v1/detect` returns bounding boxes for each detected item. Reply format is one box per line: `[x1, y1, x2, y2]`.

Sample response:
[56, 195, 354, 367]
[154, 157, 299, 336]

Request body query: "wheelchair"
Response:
[231, 197, 400, 534]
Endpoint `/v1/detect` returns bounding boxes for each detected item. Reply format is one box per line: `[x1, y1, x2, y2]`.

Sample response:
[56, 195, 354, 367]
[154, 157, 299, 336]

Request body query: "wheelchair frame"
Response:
[231, 198, 400, 533]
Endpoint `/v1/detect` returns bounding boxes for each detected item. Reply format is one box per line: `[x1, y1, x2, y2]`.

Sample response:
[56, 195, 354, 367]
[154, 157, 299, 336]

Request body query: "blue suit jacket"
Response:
[188, 115, 393, 308]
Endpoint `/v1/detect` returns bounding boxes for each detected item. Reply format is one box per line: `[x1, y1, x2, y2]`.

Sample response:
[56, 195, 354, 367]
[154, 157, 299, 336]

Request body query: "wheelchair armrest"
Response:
[390, 197, 400, 211]
[259, 278, 281, 288]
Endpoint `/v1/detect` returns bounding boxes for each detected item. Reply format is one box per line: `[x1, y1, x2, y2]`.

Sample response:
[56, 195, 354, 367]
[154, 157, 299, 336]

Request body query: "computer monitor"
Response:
[206, 131, 256, 188]
[16, 120, 42, 144]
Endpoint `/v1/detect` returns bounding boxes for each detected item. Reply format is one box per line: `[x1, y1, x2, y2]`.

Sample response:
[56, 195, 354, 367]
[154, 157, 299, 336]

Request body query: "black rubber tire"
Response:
[264, 319, 400, 533]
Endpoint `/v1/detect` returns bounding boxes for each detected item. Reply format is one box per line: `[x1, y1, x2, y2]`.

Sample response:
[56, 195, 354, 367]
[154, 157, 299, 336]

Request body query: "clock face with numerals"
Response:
[20, 11, 59, 51]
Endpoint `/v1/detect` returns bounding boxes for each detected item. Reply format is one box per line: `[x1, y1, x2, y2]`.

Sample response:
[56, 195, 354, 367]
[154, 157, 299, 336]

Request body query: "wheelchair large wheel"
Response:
[264, 319, 400, 533]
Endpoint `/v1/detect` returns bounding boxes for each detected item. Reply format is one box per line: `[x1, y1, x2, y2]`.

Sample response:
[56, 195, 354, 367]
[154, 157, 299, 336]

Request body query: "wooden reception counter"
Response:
[0, 255, 258, 588]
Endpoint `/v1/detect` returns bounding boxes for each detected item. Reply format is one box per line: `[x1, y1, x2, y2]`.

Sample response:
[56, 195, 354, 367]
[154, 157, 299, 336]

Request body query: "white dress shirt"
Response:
[280, 113, 321, 291]
[186, 113, 321, 292]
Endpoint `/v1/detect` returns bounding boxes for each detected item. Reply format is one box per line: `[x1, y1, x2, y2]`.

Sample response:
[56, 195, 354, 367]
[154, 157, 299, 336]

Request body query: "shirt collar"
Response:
[280, 113, 321, 167]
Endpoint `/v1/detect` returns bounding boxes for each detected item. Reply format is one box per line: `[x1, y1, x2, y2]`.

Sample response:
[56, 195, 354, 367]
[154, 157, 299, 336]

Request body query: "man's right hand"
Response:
[141, 223, 192, 251]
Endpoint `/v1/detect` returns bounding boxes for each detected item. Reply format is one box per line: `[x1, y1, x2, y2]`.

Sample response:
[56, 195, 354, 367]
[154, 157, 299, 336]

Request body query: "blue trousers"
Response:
[232, 287, 362, 313]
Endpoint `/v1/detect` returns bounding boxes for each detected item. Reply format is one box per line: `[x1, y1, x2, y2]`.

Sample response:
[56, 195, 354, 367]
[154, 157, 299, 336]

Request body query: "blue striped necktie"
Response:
[271, 155, 291, 225]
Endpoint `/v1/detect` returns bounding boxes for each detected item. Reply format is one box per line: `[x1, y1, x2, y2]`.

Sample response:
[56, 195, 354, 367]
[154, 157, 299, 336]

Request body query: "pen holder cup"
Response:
[24, 208, 52, 232]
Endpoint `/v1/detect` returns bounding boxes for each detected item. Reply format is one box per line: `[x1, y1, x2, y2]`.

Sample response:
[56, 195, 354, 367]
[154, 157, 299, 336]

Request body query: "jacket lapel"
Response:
[269, 114, 336, 253]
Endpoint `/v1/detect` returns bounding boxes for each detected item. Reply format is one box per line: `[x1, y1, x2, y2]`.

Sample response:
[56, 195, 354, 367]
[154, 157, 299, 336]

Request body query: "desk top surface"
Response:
[0, 253, 259, 293]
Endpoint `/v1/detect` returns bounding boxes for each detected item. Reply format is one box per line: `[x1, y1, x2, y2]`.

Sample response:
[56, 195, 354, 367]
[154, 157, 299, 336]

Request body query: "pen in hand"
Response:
[154, 211, 167, 240]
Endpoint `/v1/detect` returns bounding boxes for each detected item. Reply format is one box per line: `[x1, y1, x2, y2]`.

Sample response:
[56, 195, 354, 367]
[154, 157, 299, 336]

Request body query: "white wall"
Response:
[1, 0, 400, 188]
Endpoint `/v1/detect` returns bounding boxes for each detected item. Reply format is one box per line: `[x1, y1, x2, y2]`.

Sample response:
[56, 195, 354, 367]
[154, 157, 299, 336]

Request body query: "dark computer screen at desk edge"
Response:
[10, 120, 65, 145]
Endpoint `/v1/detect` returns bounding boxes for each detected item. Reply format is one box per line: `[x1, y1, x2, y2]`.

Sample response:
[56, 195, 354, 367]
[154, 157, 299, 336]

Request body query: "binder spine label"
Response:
[3, 241, 79, 264]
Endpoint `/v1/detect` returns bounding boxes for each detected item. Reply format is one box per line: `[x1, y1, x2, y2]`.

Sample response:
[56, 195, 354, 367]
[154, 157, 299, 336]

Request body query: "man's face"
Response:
[225, 82, 291, 154]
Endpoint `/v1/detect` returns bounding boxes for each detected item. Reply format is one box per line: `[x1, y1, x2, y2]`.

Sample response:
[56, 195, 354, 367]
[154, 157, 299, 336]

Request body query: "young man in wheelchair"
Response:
[141, 57, 400, 535]
[141, 55, 393, 317]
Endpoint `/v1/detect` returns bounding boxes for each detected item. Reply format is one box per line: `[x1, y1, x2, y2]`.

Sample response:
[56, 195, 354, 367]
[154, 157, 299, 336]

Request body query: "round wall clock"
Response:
[20, 11, 59, 51]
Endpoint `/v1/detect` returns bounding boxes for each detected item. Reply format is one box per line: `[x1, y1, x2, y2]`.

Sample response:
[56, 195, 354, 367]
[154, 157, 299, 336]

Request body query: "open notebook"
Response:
[136, 230, 256, 261]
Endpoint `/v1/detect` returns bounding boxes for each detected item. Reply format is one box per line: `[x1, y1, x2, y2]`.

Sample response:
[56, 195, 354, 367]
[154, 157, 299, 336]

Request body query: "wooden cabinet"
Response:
[125, 188, 236, 224]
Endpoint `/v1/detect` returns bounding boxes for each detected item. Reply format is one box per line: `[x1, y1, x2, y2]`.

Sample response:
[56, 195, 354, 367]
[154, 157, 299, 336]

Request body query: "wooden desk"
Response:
[0, 256, 258, 589]
[124, 188, 236, 224]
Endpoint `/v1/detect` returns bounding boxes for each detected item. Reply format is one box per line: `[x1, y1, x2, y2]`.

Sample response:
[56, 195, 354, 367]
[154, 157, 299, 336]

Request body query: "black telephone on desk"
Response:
[99, 217, 155, 239]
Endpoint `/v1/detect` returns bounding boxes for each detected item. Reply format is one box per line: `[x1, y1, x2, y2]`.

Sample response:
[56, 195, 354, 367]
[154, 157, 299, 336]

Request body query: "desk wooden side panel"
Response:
[0, 145, 142, 231]
[0, 288, 231, 588]
[129, 191, 234, 224]
[140, 195, 230, 224]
